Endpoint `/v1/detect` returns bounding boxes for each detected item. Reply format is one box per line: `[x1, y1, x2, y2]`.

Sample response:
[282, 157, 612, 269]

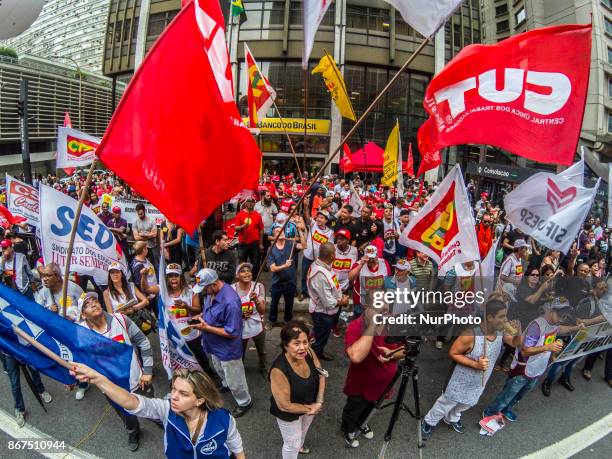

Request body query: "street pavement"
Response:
[0, 315, 610, 458]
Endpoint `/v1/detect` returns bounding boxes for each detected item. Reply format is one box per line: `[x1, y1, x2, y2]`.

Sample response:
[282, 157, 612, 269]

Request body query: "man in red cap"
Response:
[106, 206, 129, 255]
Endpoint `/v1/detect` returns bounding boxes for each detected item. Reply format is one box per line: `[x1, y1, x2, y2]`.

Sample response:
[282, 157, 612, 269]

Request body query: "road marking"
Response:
[0, 407, 101, 459]
[522, 412, 612, 459]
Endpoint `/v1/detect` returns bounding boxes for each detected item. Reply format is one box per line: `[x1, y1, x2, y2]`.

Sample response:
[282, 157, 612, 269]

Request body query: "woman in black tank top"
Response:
[270, 321, 326, 458]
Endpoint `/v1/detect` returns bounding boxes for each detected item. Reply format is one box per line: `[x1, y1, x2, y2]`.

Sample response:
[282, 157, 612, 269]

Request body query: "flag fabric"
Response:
[303, 0, 332, 69]
[399, 164, 479, 275]
[504, 172, 600, 253]
[382, 121, 400, 186]
[96, 0, 262, 234]
[312, 51, 356, 121]
[349, 182, 363, 218]
[38, 184, 128, 285]
[418, 24, 592, 166]
[0, 204, 27, 228]
[157, 246, 201, 378]
[340, 144, 353, 172]
[245, 43, 276, 130]
[56, 127, 99, 169]
[5, 174, 39, 227]
[396, 129, 404, 197]
[416, 119, 442, 176]
[383, 0, 462, 39]
[0, 284, 135, 390]
[405, 143, 414, 176]
[231, 0, 247, 25]
[480, 236, 499, 299]
[62, 112, 76, 176]
[558, 154, 584, 185]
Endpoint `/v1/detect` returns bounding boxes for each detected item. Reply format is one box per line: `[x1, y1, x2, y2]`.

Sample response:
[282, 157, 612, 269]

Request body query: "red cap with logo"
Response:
[335, 228, 351, 240]
[1, 239, 12, 249]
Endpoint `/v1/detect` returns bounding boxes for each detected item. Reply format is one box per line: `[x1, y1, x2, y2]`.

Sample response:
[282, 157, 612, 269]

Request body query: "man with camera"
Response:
[341, 298, 404, 448]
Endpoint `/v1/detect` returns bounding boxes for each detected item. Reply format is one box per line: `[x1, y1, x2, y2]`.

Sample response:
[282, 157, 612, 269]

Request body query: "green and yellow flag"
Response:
[231, 0, 247, 25]
[382, 121, 400, 186]
[312, 51, 356, 121]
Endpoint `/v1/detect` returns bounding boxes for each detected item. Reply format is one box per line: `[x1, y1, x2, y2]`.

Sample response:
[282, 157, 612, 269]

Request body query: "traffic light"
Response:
[17, 100, 24, 118]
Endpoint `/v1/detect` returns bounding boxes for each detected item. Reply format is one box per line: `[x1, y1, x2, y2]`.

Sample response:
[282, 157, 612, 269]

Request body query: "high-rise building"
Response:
[480, 0, 612, 175]
[1, 0, 110, 73]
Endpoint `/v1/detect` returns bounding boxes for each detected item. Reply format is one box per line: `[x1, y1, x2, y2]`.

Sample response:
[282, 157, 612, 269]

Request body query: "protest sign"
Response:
[111, 197, 164, 224]
[5, 174, 39, 227]
[555, 321, 612, 364]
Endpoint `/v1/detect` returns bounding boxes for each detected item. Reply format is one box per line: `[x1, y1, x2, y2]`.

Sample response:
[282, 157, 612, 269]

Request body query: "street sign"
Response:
[466, 161, 537, 183]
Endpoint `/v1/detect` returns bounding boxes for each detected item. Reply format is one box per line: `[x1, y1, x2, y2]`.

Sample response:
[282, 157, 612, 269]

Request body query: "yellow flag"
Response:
[382, 121, 400, 186]
[312, 52, 356, 121]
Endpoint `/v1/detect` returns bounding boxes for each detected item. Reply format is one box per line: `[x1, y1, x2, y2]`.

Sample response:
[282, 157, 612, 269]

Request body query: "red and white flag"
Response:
[303, 0, 332, 69]
[399, 164, 479, 275]
[340, 143, 353, 172]
[56, 127, 99, 169]
[5, 174, 39, 227]
[245, 43, 276, 131]
[96, 0, 262, 234]
[405, 143, 414, 176]
[416, 119, 441, 177]
[418, 24, 592, 166]
[384, 0, 462, 38]
[62, 111, 76, 175]
[504, 172, 599, 253]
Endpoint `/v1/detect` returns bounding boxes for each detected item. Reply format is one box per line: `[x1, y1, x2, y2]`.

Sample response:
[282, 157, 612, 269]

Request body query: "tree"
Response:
[0, 47, 18, 59]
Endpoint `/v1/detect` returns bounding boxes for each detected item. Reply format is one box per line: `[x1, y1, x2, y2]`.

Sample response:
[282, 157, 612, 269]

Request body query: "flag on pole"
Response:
[96, 0, 262, 234]
[231, 0, 247, 25]
[382, 121, 400, 186]
[480, 236, 499, 299]
[399, 164, 479, 275]
[303, 0, 332, 69]
[396, 130, 404, 197]
[245, 43, 276, 131]
[416, 119, 441, 177]
[5, 174, 39, 227]
[418, 24, 591, 166]
[558, 154, 584, 185]
[340, 144, 353, 172]
[383, 0, 463, 38]
[349, 181, 363, 218]
[312, 51, 356, 121]
[56, 127, 99, 169]
[405, 143, 414, 176]
[62, 112, 76, 176]
[504, 171, 600, 253]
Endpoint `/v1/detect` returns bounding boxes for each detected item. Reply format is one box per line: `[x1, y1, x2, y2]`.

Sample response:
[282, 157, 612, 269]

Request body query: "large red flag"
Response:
[405, 143, 414, 176]
[419, 24, 591, 166]
[96, 0, 262, 233]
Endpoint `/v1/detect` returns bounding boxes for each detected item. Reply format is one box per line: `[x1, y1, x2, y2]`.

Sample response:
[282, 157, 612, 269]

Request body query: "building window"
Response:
[602, 0, 612, 9]
[609, 77, 612, 98]
[495, 4, 508, 16]
[496, 19, 509, 33]
[608, 47, 612, 64]
[346, 6, 389, 32]
[608, 112, 612, 133]
[290, 1, 334, 27]
[606, 17, 612, 35]
[515, 7, 526, 25]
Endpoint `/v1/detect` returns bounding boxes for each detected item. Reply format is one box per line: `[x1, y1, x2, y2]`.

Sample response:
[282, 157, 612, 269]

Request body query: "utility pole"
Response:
[18, 79, 33, 184]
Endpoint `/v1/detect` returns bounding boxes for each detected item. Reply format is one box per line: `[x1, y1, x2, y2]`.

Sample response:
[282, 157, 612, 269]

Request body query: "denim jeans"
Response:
[483, 375, 538, 416]
[545, 358, 579, 383]
[269, 282, 296, 323]
[312, 312, 336, 356]
[301, 257, 313, 297]
[1, 354, 45, 413]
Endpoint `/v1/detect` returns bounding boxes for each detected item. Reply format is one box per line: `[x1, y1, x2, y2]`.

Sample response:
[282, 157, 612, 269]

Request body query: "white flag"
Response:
[558, 149, 584, 185]
[56, 127, 99, 169]
[349, 181, 363, 218]
[480, 237, 499, 300]
[303, 0, 332, 69]
[38, 184, 128, 284]
[399, 164, 479, 275]
[5, 174, 39, 227]
[384, 0, 462, 39]
[504, 172, 600, 253]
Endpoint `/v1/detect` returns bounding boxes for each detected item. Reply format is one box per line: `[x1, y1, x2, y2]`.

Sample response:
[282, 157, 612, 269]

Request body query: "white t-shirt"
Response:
[232, 281, 265, 339]
[254, 202, 278, 232]
[303, 221, 334, 260]
[38, 280, 84, 321]
[107, 282, 137, 313]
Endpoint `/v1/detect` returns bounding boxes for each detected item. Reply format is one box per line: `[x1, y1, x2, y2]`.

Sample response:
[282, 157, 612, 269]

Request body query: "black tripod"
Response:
[360, 345, 424, 459]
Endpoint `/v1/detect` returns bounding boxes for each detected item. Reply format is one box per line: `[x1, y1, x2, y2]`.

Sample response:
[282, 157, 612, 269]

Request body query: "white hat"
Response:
[393, 259, 411, 271]
[108, 261, 125, 275]
[165, 263, 182, 276]
[364, 245, 378, 259]
[193, 268, 218, 293]
[78, 292, 99, 311]
[513, 239, 529, 249]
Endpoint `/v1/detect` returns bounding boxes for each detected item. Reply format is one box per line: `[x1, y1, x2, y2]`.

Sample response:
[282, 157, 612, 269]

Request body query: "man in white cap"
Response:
[191, 268, 253, 417]
[497, 239, 528, 301]
[348, 245, 391, 318]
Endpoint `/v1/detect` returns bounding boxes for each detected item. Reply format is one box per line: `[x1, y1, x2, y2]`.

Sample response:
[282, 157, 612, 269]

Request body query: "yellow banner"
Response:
[312, 52, 357, 121]
[382, 121, 400, 186]
[242, 118, 330, 135]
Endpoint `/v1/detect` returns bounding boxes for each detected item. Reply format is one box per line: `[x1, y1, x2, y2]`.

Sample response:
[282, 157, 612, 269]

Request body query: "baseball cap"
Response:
[393, 259, 411, 271]
[513, 239, 529, 249]
[236, 262, 253, 274]
[316, 210, 329, 220]
[335, 228, 351, 240]
[543, 297, 572, 316]
[78, 292, 99, 311]
[192, 268, 218, 293]
[108, 261, 125, 274]
[112, 206, 121, 213]
[0, 239, 12, 249]
[165, 263, 182, 276]
[364, 245, 378, 259]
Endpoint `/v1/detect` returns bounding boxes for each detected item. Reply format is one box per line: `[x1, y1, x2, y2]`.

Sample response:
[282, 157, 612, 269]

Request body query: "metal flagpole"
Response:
[60, 160, 97, 317]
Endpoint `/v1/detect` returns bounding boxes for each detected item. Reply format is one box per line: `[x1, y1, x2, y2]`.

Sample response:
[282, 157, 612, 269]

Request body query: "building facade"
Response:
[0, 55, 123, 175]
[1, 0, 110, 74]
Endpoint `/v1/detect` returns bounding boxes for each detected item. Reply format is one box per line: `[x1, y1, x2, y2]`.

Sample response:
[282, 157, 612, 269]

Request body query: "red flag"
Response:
[419, 24, 591, 166]
[0, 204, 27, 228]
[416, 119, 441, 177]
[96, 0, 262, 234]
[62, 112, 76, 175]
[405, 143, 414, 176]
[340, 144, 353, 172]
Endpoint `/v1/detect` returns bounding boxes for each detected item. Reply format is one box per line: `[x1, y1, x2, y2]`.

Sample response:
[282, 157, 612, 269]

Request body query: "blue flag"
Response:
[0, 284, 133, 389]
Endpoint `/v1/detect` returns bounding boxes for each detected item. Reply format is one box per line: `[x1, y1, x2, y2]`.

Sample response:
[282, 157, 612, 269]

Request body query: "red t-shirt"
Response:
[343, 317, 398, 401]
[235, 210, 263, 244]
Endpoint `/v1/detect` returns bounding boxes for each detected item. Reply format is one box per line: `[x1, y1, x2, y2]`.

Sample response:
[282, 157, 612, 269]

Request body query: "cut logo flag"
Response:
[61, 112, 76, 175]
[96, 1, 262, 234]
[157, 246, 201, 378]
[405, 143, 415, 176]
[416, 119, 442, 176]
[340, 144, 353, 172]
[419, 24, 592, 166]
[399, 164, 479, 275]
[0, 285, 135, 390]
[382, 121, 400, 186]
[504, 172, 600, 253]
[39, 184, 128, 285]
[245, 43, 276, 132]
[383, 0, 462, 38]
[56, 127, 99, 169]
[303, 0, 332, 69]
[5, 174, 39, 227]
[312, 51, 356, 121]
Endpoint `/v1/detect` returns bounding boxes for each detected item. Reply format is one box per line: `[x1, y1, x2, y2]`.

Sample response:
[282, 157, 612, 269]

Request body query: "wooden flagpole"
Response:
[12, 326, 72, 370]
[61, 159, 97, 317]
[271, 99, 304, 181]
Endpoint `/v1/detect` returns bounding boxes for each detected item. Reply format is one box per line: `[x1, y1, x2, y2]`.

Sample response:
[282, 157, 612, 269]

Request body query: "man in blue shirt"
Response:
[192, 268, 253, 417]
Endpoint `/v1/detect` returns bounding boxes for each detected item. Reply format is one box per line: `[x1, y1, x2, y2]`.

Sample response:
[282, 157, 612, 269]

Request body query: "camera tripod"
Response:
[360, 347, 424, 459]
